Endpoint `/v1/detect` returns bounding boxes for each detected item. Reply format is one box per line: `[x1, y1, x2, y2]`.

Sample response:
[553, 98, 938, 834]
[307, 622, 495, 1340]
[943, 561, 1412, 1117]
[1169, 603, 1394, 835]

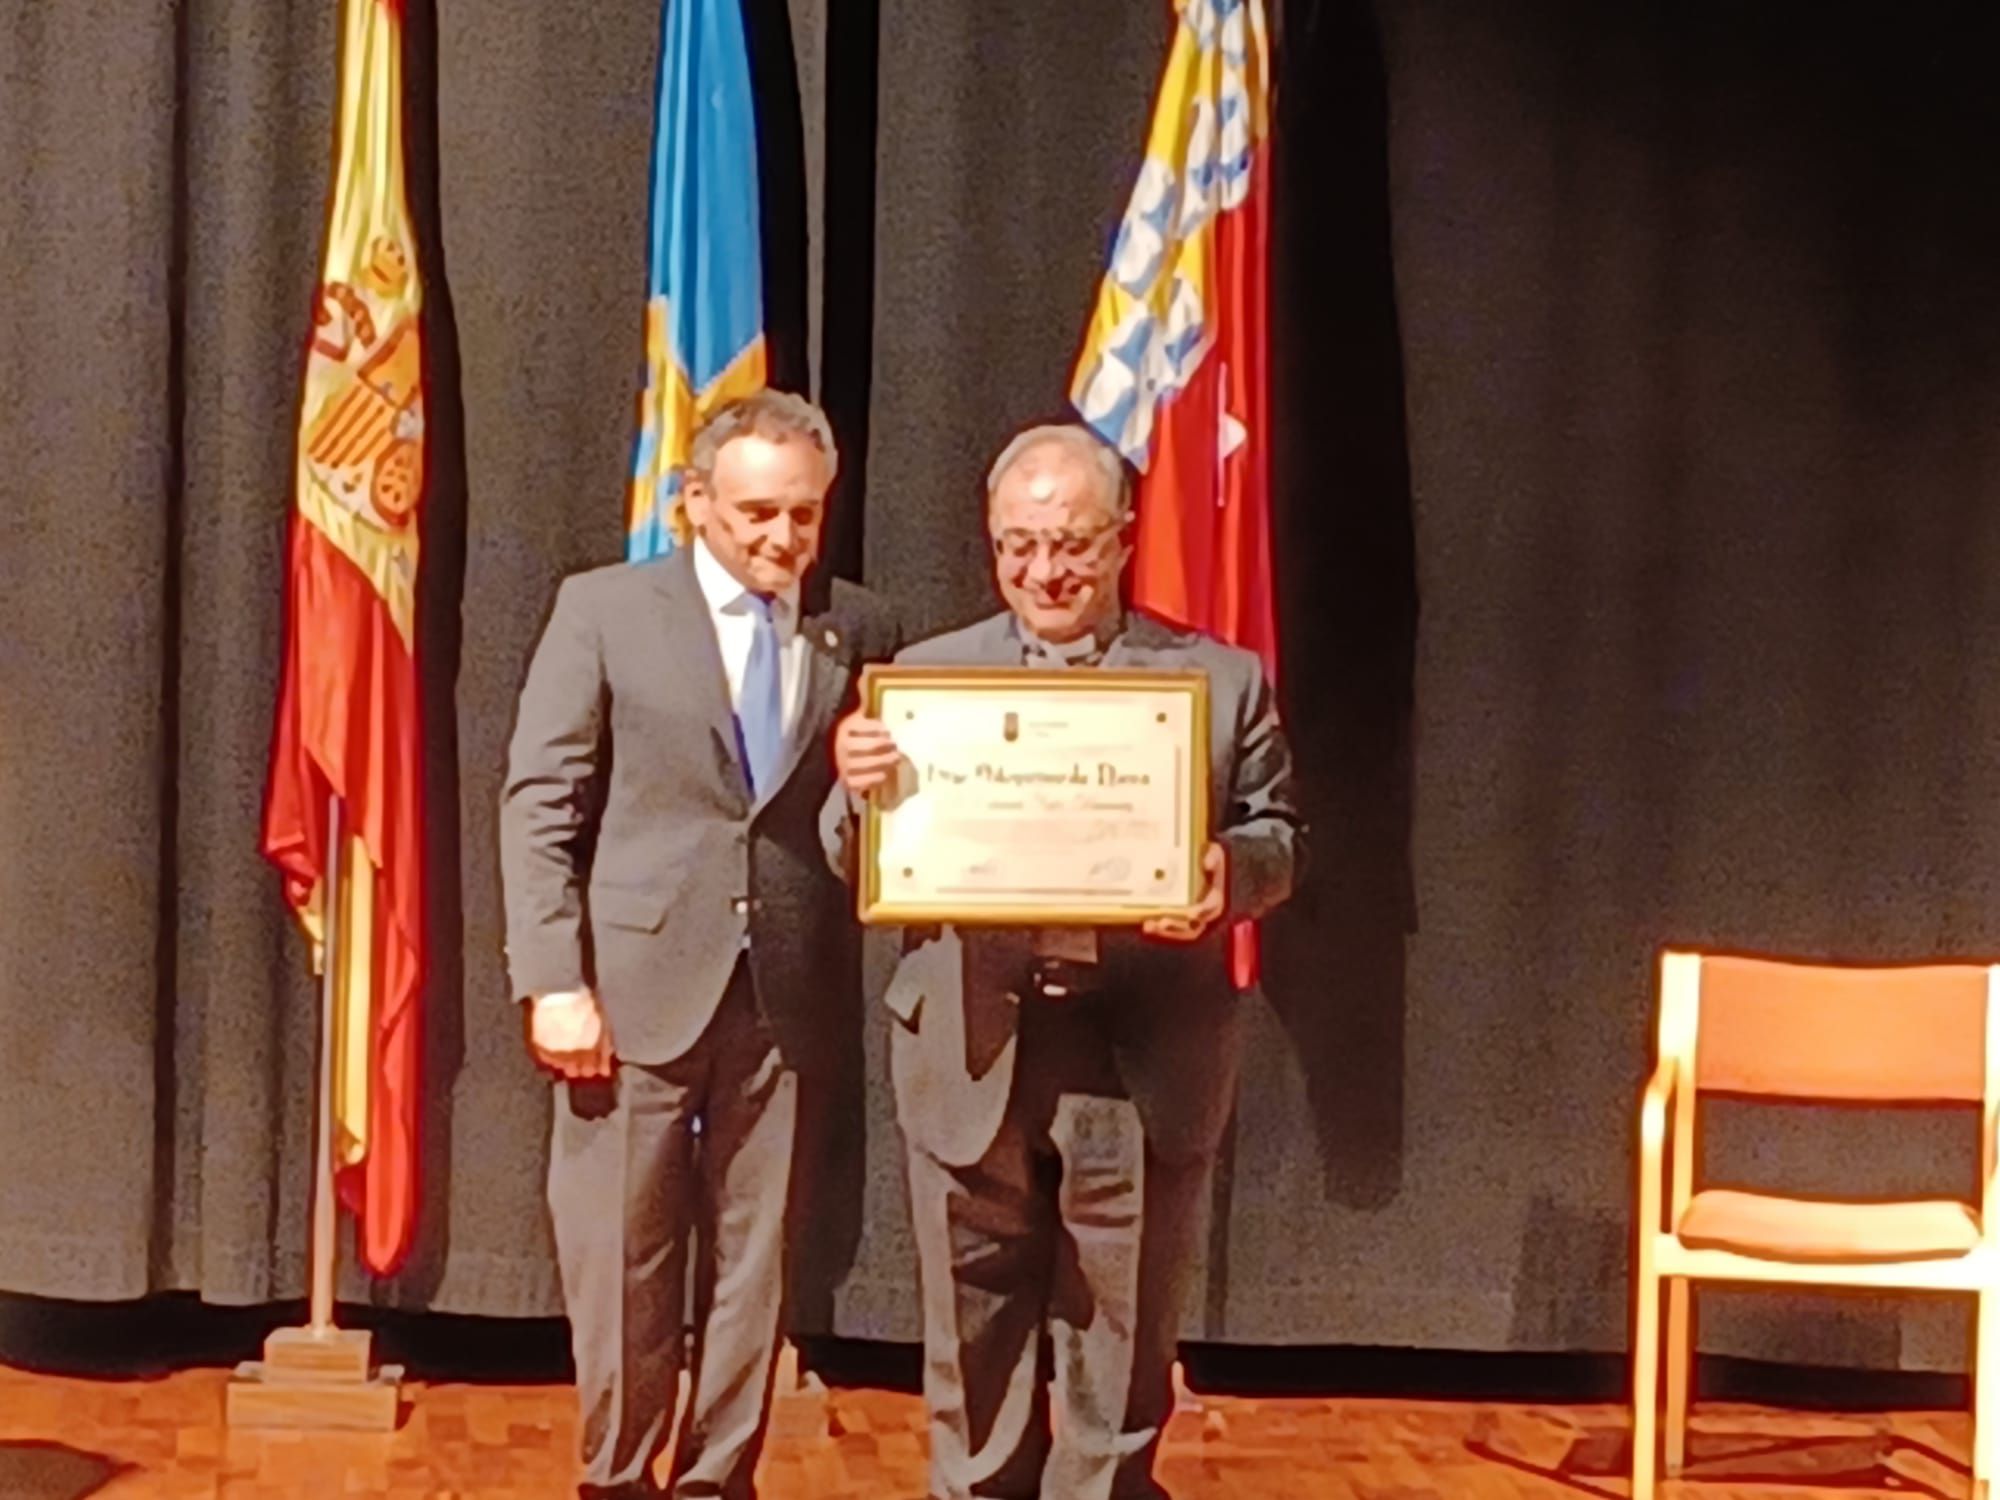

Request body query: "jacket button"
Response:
[731, 896, 750, 915]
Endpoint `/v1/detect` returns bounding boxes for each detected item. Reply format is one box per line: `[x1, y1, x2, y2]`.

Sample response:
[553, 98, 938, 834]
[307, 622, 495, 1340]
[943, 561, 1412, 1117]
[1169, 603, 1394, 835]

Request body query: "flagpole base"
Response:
[225, 1326, 403, 1432]
[767, 1339, 831, 1447]
[1172, 1358, 1228, 1440]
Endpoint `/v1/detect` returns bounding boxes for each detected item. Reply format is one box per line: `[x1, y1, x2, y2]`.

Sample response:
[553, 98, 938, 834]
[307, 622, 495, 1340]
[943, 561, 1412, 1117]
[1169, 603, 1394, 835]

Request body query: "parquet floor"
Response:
[0, 1360, 1980, 1499]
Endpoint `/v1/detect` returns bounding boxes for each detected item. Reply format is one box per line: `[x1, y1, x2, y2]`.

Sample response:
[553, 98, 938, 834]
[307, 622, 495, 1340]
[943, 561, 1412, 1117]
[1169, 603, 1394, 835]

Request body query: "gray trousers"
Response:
[548, 962, 798, 1497]
[905, 994, 1214, 1500]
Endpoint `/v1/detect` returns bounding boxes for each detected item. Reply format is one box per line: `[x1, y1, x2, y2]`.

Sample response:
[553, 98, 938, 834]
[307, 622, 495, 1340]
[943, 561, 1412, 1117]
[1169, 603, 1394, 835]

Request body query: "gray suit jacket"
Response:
[825, 610, 1304, 1167]
[502, 550, 898, 1069]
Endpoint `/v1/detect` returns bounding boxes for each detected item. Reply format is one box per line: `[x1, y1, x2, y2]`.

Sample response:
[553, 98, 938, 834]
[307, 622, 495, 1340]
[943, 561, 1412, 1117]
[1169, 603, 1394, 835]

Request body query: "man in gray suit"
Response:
[829, 423, 1303, 1500]
[501, 391, 896, 1499]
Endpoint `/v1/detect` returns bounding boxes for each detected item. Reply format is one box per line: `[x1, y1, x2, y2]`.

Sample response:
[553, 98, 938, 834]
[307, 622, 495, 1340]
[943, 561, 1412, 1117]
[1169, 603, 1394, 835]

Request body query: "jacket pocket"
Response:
[589, 885, 671, 933]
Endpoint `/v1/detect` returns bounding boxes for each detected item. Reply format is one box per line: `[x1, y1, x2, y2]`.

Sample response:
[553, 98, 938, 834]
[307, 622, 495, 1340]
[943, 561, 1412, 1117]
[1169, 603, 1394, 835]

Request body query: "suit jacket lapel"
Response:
[988, 611, 1029, 664]
[1101, 610, 1172, 669]
[644, 549, 750, 805]
[1104, 612, 1228, 811]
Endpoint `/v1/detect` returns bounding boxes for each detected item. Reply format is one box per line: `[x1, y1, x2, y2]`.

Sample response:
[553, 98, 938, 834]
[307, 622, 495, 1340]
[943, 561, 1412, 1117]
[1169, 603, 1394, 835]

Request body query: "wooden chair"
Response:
[1633, 951, 2000, 1500]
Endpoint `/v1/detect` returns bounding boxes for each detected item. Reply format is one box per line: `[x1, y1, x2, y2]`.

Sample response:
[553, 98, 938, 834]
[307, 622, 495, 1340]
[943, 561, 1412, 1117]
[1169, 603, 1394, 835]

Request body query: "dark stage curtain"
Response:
[1, 0, 338, 1305]
[6, 0, 2000, 1373]
[1378, 0, 2000, 1370]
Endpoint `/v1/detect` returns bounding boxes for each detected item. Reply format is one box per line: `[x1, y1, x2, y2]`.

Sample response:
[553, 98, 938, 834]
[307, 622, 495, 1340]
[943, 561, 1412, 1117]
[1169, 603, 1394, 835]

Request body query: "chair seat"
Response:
[1677, 1188, 1981, 1264]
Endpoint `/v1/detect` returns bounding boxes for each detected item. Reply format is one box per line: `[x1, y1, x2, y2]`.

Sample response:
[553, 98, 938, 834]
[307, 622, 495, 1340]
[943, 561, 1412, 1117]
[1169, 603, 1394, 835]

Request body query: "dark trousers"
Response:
[905, 982, 1215, 1500]
[548, 962, 798, 1498]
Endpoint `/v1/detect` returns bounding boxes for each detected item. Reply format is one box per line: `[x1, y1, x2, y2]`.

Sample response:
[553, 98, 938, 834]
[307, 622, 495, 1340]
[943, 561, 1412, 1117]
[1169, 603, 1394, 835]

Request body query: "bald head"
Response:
[984, 423, 1133, 643]
[984, 424, 1131, 522]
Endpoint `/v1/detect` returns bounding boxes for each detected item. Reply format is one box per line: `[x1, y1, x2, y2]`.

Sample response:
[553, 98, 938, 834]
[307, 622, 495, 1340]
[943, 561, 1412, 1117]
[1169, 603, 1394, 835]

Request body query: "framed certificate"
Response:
[857, 665, 1210, 925]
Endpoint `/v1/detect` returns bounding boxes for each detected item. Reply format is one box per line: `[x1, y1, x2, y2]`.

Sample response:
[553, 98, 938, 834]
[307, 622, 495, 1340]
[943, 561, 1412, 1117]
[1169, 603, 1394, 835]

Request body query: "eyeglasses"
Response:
[990, 523, 1124, 567]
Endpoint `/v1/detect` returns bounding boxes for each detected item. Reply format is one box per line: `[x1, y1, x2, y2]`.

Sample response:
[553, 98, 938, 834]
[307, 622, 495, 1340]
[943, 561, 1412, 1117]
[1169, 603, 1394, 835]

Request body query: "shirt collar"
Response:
[691, 536, 798, 625]
[1018, 608, 1126, 666]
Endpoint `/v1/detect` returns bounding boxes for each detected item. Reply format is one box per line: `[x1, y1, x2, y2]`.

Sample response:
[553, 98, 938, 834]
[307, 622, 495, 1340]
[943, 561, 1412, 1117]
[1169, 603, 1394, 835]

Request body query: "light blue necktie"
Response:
[737, 594, 784, 798]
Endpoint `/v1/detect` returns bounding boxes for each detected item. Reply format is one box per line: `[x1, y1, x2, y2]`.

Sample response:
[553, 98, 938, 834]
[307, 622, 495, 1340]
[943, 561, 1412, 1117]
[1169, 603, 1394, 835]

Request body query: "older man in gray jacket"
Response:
[828, 423, 1304, 1500]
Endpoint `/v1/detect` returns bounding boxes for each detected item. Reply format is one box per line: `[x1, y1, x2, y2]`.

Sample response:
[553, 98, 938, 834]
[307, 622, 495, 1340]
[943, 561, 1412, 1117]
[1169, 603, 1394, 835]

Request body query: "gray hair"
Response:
[686, 389, 839, 482]
[985, 423, 1132, 519]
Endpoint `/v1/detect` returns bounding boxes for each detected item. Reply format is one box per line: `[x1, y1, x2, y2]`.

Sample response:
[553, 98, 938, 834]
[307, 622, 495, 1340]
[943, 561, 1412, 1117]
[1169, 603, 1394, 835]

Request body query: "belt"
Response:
[1028, 956, 1104, 1000]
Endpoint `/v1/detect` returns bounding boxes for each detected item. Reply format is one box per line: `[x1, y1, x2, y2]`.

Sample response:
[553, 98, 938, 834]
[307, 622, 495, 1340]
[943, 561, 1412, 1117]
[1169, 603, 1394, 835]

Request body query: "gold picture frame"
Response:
[857, 664, 1211, 925]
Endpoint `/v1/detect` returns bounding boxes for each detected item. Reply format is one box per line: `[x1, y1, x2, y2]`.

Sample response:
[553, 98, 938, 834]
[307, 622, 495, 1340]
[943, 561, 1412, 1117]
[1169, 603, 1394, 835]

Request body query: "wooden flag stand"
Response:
[1174, 1357, 1227, 1440]
[768, 1340, 831, 1446]
[228, 797, 404, 1431]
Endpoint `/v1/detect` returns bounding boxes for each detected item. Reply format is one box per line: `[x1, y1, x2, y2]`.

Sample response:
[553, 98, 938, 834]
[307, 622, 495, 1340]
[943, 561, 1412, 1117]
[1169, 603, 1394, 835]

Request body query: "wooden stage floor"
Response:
[0, 1361, 1983, 1500]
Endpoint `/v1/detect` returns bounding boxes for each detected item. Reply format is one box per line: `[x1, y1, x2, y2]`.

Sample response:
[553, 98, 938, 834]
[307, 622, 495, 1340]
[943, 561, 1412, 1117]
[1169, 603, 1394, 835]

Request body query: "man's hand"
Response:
[833, 710, 903, 796]
[527, 989, 615, 1079]
[1142, 843, 1227, 944]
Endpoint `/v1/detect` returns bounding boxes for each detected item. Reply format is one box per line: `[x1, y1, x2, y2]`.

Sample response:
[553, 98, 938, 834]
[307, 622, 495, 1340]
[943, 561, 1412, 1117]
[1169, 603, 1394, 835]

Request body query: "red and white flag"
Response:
[1073, 0, 1274, 986]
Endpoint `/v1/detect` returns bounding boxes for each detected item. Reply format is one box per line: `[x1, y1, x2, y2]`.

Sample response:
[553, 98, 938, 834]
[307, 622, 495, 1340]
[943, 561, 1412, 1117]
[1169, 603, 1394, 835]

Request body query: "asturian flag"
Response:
[626, 0, 768, 561]
[1072, 0, 1275, 986]
[262, 0, 426, 1276]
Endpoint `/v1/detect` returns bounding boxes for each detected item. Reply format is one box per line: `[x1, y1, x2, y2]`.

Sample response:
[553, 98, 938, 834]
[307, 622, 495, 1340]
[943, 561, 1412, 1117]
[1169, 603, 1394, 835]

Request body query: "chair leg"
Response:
[1632, 1263, 1661, 1500]
[1664, 1276, 1693, 1477]
[1975, 1292, 1999, 1500]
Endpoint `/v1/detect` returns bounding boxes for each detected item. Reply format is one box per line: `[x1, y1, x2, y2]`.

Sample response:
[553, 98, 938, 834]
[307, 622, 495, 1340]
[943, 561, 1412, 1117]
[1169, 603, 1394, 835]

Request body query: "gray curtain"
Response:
[848, 0, 2000, 1373]
[0, 0, 822, 1320]
[7, 0, 2000, 1376]
[1, 0, 336, 1304]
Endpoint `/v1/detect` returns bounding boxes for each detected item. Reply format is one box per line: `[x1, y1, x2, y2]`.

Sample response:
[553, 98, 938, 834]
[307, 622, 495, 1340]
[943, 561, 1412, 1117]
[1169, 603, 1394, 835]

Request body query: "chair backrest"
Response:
[1661, 951, 1998, 1103]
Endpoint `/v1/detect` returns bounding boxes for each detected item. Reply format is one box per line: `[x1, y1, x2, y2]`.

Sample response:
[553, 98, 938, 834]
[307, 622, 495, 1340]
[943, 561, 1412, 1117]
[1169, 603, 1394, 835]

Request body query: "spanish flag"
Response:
[262, 0, 425, 1277]
[627, 0, 768, 561]
[1072, 0, 1275, 986]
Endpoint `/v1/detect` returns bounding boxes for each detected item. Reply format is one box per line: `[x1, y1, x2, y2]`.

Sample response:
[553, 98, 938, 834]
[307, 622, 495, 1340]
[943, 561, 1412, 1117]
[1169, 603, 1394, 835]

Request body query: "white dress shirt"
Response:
[692, 536, 807, 740]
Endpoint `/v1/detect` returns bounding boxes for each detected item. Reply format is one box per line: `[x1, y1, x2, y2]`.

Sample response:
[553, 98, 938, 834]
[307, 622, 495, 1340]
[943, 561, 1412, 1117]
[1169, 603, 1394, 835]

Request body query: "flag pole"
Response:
[225, 791, 402, 1429]
[308, 791, 343, 1337]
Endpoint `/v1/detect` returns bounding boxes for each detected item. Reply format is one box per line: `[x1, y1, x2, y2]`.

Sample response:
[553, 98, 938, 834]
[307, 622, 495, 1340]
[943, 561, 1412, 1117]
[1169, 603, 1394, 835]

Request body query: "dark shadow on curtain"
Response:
[1499, 2, 1693, 1350]
[788, 1003, 867, 1336]
[816, 0, 880, 588]
[393, 0, 469, 1306]
[146, 0, 194, 1294]
[0, 1293, 276, 1375]
[1506, 1194, 1626, 1352]
[1256, 0, 1417, 1213]
[752, 0, 870, 1327]
[746, 0, 811, 398]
